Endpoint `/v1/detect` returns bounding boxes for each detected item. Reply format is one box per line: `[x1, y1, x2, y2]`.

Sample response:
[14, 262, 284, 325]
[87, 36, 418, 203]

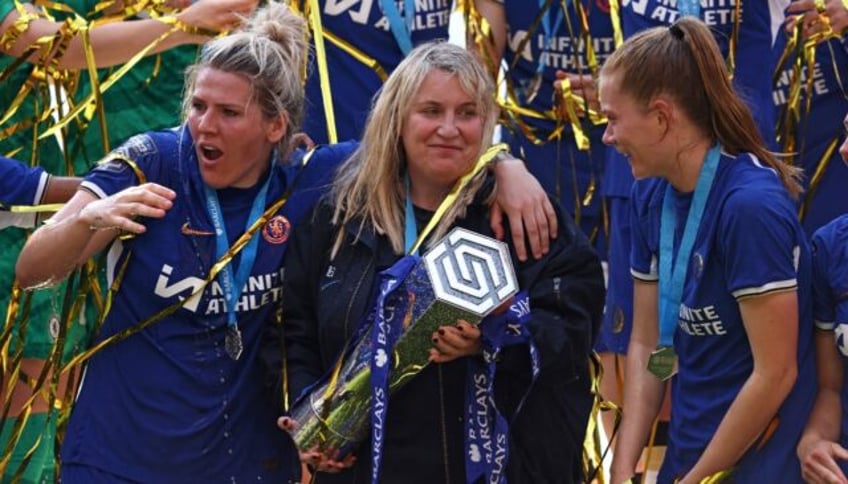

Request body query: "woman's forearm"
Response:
[611, 339, 666, 483]
[682, 366, 796, 483]
[16, 204, 99, 288]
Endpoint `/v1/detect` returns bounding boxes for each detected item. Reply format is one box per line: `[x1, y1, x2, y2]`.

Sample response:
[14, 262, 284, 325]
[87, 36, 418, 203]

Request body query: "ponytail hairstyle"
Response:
[601, 17, 802, 198]
[183, 2, 309, 160]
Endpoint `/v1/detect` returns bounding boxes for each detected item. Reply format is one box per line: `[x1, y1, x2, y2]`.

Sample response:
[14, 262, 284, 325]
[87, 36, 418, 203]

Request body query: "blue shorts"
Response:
[594, 196, 633, 354]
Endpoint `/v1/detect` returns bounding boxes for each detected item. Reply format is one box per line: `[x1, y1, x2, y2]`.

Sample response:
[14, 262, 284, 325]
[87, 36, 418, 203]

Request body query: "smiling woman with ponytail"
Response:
[600, 17, 815, 484]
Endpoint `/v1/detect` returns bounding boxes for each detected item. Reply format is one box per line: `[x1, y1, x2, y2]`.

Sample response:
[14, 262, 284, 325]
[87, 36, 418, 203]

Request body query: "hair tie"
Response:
[669, 23, 685, 40]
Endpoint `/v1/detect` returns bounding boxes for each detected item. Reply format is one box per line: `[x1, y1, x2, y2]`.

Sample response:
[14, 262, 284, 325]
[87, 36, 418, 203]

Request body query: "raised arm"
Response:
[0, 0, 257, 69]
[15, 182, 174, 288]
[473, 0, 507, 63]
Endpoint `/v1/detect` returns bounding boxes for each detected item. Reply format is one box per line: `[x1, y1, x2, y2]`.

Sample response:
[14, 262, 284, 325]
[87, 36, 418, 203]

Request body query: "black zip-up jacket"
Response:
[264, 180, 605, 483]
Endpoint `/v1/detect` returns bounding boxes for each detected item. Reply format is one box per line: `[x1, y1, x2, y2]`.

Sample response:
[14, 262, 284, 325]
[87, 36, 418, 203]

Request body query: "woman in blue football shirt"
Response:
[600, 17, 816, 484]
[795, 111, 848, 484]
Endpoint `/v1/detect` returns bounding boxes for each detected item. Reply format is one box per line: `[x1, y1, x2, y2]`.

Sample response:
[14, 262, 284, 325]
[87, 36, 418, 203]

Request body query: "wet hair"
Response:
[183, 2, 308, 158]
[601, 17, 802, 197]
[330, 41, 497, 256]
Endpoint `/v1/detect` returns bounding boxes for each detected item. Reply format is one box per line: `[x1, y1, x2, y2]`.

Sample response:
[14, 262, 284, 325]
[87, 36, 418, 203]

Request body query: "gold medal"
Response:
[647, 346, 677, 381]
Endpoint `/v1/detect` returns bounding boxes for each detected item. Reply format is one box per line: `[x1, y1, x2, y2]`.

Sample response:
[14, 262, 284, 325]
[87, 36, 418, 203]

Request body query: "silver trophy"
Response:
[288, 227, 518, 456]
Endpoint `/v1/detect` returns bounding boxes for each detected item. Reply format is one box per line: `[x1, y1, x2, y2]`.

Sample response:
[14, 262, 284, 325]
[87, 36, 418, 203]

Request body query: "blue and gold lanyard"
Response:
[657, 144, 721, 351]
[203, 169, 272, 360]
[381, 0, 416, 55]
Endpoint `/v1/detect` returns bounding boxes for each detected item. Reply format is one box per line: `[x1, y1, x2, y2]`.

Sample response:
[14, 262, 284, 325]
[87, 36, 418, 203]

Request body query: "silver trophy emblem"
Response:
[288, 228, 518, 456]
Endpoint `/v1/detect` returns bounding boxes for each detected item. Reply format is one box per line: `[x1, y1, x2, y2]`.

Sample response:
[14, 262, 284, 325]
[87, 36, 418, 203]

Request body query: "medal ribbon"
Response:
[678, 0, 701, 18]
[531, 0, 565, 93]
[380, 0, 416, 55]
[404, 175, 419, 256]
[465, 291, 538, 484]
[369, 256, 418, 484]
[657, 144, 720, 348]
[203, 167, 273, 356]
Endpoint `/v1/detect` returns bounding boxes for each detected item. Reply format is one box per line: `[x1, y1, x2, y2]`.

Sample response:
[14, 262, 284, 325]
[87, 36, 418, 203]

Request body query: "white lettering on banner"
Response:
[509, 297, 531, 320]
[490, 434, 507, 484]
[473, 372, 493, 464]
[372, 386, 386, 451]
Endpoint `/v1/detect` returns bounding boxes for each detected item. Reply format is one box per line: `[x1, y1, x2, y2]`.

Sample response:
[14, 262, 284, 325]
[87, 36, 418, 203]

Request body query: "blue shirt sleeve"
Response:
[0, 156, 47, 206]
[630, 179, 659, 282]
[811, 215, 848, 328]
[80, 133, 164, 198]
[719, 172, 800, 299]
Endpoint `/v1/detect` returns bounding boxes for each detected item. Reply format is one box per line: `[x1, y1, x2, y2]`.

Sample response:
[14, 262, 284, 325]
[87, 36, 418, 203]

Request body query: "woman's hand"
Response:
[77, 182, 175, 235]
[786, 0, 848, 40]
[429, 320, 482, 363]
[799, 439, 848, 484]
[277, 417, 356, 473]
[490, 158, 557, 261]
[554, 71, 600, 117]
[798, 438, 848, 484]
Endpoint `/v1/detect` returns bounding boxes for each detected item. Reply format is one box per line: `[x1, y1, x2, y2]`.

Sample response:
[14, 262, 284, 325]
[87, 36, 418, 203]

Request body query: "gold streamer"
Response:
[305, 0, 338, 144]
[38, 15, 217, 140]
[607, 0, 623, 48]
[409, 143, 507, 254]
[798, 137, 839, 221]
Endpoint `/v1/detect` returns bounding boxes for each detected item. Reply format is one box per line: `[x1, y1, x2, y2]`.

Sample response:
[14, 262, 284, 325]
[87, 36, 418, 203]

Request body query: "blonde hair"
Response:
[183, 2, 308, 159]
[600, 17, 802, 197]
[330, 41, 497, 257]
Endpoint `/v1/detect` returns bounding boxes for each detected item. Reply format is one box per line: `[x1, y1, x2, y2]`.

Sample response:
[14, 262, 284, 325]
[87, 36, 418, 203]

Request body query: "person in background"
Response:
[0, 156, 79, 229]
[275, 40, 604, 483]
[472, 0, 618, 449]
[602, 17, 815, 483]
[774, 0, 848, 236]
[795, 112, 848, 484]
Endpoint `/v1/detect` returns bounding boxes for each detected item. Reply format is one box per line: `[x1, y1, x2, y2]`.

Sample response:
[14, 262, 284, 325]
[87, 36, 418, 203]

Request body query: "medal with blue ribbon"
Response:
[204, 170, 272, 361]
[649, 144, 721, 380]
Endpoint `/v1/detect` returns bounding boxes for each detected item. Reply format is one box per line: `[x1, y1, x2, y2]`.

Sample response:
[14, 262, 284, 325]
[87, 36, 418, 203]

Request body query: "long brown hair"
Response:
[601, 17, 802, 197]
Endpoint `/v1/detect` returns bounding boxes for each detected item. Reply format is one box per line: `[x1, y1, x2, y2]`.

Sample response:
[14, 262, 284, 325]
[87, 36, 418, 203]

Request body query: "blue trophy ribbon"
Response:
[465, 291, 538, 484]
[370, 255, 419, 484]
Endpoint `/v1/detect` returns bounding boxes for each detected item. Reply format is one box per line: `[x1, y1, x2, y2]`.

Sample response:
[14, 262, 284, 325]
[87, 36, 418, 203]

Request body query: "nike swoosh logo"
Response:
[181, 222, 215, 237]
